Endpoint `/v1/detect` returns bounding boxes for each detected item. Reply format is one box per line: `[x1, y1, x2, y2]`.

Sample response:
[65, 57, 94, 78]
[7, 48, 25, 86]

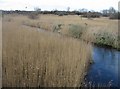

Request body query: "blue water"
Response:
[85, 46, 120, 88]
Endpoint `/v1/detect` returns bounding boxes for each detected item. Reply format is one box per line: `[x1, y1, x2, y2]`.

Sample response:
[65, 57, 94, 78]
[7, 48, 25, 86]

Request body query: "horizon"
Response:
[0, 0, 119, 12]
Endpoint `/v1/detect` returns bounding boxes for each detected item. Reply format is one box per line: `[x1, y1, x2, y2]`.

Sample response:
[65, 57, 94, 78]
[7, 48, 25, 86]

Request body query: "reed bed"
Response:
[22, 14, 119, 49]
[2, 18, 92, 87]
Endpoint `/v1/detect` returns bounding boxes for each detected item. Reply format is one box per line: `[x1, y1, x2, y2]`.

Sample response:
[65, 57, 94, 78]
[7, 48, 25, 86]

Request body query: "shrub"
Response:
[53, 24, 63, 33]
[82, 12, 101, 18]
[94, 31, 116, 47]
[28, 12, 39, 19]
[69, 24, 85, 38]
[118, 35, 120, 49]
[54, 11, 68, 16]
[109, 12, 120, 19]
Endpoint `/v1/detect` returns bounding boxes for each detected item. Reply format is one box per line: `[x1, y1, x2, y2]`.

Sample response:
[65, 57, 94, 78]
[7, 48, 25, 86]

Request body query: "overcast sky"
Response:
[0, 0, 119, 11]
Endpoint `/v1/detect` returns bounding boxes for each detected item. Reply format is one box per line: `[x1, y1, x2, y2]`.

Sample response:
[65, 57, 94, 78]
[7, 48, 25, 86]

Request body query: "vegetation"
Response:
[3, 15, 92, 87]
[2, 5, 119, 88]
[69, 24, 86, 38]
[28, 7, 41, 19]
[102, 7, 120, 19]
[28, 12, 39, 19]
[53, 24, 63, 33]
[109, 12, 120, 19]
[21, 14, 119, 50]
[3, 6, 119, 20]
[94, 31, 119, 49]
[81, 12, 101, 18]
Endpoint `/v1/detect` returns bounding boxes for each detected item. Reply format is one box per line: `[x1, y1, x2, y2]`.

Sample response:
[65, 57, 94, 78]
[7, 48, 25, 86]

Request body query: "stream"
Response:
[24, 26, 120, 88]
[85, 45, 120, 88]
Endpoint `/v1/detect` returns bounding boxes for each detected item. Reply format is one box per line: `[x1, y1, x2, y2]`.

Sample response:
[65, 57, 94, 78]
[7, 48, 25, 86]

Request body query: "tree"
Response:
[67, 7, 70, 12]
[102, 9, 109, 16]
[79, 8, 88, 13]
[109, 7, 116, 14]
[34, 7, 41, 13]
[28, 7, 41, 19]
[108, 7, 118, 19]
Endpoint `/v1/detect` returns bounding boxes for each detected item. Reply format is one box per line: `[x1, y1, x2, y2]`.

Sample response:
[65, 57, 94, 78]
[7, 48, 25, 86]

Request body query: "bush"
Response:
[69, 24, 85, 38]
[109, 12, 120, 19]
[94, 31, 116, 47]
[54, 11, 68, 16]
[28, 12, 39, 19]
[53, 24, 63, 33]
[82, 12, 101, 18]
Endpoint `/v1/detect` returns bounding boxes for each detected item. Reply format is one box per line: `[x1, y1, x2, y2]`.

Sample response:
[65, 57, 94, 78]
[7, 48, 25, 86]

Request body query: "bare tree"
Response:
[34, 7, 41, 13]
[102, 9, 109, 16]
[28, 7, 41, 19]
[67, 7, 70, 12]
[79, 8, 88, 13]
[109, 7, 116, 15]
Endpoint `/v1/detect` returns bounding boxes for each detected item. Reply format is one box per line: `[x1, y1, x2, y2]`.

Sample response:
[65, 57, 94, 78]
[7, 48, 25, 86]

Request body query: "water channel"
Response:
[85, 46, 120, 88]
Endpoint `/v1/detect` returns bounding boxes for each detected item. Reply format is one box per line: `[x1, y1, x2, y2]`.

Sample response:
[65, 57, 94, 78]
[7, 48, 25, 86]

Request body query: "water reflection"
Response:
[86, 46, 120, 87]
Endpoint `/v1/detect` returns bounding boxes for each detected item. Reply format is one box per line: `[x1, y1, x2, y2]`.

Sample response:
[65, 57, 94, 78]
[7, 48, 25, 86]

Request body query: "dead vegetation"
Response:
[3, 15, 92, 87]
[24, 14, 118, 49]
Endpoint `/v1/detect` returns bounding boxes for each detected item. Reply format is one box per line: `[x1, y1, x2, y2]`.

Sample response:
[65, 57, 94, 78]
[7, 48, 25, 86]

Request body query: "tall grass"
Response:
[23, 14, 119, 49]
[3, 19, 92, 87]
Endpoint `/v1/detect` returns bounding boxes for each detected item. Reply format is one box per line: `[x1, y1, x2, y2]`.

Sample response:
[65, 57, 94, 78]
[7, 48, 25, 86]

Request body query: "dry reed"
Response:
[2, 16, 92, 87]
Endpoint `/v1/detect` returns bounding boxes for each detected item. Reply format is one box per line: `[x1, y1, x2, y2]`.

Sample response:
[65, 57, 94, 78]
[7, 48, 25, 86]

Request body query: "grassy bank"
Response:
[3, 15, 92, 87]
[18, 14, 119, 50]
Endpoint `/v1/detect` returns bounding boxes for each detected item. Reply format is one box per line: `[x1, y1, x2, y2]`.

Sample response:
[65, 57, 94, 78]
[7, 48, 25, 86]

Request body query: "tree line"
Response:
[2, 7, 120, 19]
